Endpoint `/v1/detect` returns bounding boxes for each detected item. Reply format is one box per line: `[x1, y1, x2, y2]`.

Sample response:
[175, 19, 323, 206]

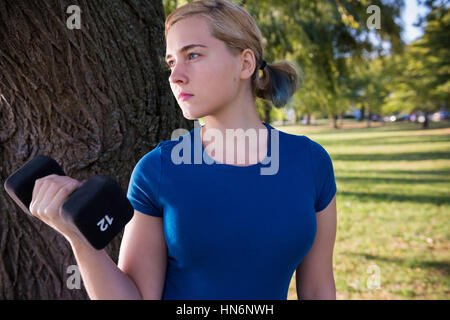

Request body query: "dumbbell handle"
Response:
[4, 155, 66, 215]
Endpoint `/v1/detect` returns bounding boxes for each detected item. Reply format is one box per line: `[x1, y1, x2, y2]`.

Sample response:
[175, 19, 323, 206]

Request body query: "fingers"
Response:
[38, 180, 73, 220]
[46, 181, 80, 218]
[29, 175, 80, 222]
[30, 177, 55, 215]
[29, 175, 53, 216]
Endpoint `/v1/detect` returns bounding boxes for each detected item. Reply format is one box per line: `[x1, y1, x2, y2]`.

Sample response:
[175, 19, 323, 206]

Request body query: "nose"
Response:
[168, 61, 188, 85]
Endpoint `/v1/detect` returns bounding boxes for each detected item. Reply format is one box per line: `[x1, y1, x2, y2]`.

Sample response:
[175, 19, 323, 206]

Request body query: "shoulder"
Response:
[276, 129, 333, 169]
[276, 129, 311, 153]
[305, 136, 333, 164]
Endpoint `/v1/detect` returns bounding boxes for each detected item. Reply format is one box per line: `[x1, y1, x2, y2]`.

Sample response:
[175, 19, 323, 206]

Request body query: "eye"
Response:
[188, 52, 200, 60]
[166, 53, 200, 70]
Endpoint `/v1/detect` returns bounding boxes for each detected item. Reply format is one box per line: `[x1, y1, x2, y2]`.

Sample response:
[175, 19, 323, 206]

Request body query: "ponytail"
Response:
[253, 61, 299, 109]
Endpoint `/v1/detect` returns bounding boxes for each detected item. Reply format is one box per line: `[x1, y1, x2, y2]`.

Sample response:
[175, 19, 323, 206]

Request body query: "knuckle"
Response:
[43, 206, 52, 215]
[62, 185, 73, 193]
[66, 178, 78, 186]
[44, 206, 57, 220]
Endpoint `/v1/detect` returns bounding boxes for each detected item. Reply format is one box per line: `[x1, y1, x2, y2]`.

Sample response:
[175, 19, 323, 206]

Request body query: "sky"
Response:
[401, 0, 431, 43]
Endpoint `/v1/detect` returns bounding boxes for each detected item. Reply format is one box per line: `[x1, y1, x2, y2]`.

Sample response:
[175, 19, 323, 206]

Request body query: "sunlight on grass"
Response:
[278, 120, 450, 300]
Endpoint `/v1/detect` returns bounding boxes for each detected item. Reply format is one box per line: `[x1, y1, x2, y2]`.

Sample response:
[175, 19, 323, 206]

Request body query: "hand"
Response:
[29, 174, 83, 242]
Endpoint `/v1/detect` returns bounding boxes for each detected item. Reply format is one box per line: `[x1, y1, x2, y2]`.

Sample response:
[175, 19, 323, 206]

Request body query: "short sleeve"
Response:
[308, 138, 337, 213]
[126, 142, 164, 217]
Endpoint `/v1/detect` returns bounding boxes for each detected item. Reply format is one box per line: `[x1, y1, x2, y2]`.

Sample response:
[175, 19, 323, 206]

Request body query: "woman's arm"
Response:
[70, 238, 142, 299]
[29, 174, 167, 299]
[117, 211, 168, 299]
[296, 195, 337, 300]
[70, 210, 167, 300]
[28, 174, 145, 299]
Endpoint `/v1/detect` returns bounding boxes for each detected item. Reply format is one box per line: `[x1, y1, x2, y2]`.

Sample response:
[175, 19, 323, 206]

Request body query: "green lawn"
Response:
[279, 120, 450, 300]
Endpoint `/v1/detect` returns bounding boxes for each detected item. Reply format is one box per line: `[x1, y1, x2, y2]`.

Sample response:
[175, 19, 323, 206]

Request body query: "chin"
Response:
[183, 114, 198, 121]
[182, 109, 204, 121]
[181, 106, 211, 121]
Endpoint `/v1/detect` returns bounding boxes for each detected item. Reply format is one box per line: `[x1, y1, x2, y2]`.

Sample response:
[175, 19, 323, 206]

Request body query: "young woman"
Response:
[29, 0, 337, 300]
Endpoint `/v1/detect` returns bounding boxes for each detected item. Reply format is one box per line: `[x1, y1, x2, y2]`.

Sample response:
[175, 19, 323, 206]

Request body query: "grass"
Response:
[279, 120, 450, 300]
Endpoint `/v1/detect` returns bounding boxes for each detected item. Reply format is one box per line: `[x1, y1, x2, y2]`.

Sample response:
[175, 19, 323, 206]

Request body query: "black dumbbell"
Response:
[4, 155, 134, 250]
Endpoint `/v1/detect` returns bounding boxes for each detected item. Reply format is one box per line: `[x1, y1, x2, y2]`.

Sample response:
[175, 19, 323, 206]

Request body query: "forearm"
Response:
[70, 238, 142, 300]
[297, 272, 336, 300]
[297, 282, 336, 300]
[298, 288, 336, 300]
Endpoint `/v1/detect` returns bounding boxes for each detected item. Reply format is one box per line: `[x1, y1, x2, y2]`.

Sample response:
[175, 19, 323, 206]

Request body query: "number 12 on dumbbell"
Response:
[4, 155, 134, 250]
[97, 215, 114, 232]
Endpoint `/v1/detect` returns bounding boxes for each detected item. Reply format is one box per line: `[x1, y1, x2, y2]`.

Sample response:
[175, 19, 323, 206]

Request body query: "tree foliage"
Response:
[383, 0, 449, 117]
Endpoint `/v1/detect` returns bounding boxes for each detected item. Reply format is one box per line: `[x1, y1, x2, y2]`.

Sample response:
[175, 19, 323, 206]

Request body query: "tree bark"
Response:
[0, 0, 190, 299]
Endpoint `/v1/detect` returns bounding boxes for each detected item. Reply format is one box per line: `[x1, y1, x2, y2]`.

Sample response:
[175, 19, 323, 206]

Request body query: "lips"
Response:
[178, 92, 193, 101]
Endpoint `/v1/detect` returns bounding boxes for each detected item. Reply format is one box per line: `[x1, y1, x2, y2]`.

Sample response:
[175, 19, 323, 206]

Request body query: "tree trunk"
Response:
[332, 114, 339, 129]
[0, 0, 190, 299]
[422, 112, 430, 129]
[305, 113, 310, 125]
[366, 108, 372, 128]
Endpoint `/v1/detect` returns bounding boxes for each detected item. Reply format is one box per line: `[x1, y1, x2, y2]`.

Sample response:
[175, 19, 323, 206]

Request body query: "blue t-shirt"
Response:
[126, 121, 337, 300]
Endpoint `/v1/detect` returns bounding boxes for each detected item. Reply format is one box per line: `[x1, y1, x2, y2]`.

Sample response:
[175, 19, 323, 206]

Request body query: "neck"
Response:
[199, 89, 269, 166]
[201, 87, 265, 132]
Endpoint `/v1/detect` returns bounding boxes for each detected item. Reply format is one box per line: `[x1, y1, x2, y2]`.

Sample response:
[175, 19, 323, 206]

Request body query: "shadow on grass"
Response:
[338, 191, 450, 206]
[349, 253, 450, 277]
[337, 175, 450, 185]
[368, 121, 450, 133]
[332, 151, 450, 162]
[287, 121, 450, 136]
[317, 134, 450, 147]
[337, 169, 450, 177]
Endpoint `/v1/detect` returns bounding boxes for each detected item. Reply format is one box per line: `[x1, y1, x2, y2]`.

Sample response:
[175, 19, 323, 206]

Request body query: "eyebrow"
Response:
[165, 44, 208, 61]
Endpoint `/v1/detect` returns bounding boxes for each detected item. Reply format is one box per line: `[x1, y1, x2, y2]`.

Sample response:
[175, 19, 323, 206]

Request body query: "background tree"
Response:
[383, 0, 449, 128]
[242, 0, 404, 125]
[344, 56, 392, 127]
[0, 0, 189, 299]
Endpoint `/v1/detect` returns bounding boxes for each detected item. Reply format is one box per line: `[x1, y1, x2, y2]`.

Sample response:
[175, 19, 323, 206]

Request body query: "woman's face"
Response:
[165, 15, 243, 120]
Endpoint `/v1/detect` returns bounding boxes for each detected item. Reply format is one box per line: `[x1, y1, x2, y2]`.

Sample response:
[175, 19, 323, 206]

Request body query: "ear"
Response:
[239, 48, 256, 80]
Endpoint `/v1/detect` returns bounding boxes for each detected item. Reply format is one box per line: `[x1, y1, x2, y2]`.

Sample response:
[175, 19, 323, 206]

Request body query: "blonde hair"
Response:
[165, 0, 299, 108]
